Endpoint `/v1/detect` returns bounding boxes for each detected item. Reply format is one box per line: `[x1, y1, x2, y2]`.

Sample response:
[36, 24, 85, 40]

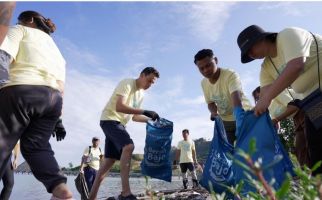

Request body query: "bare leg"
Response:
[89, 158, 116, 200]
[120, 144, 134, 196]
[52, 183, 73, 199]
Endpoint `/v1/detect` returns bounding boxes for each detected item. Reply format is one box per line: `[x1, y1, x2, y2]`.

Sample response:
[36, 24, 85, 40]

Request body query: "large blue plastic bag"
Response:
[200, 116, 235, 194]
[140, 118, 173, 182]
[233, 107, 294, 194]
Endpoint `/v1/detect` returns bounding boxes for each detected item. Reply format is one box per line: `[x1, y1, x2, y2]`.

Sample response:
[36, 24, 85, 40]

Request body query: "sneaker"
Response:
[183, 179, 188, 189]
[118, 194, 137, 200]
[192, 179, 199, 188]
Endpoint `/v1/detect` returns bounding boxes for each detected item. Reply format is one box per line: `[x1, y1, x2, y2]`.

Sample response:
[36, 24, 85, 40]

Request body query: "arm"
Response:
[175, 149, 180, 164]
[12, 142, 20, 169]
[272, 104, 299, 125]
[231, 91, 242, 107]
[255, 57, 305, 116]
[0, 2, 15, 45]
[132, 114, 149, 123]
[116, 95, 144, 115]
[208, 102, 218, 120]
[192, 149, 198, 164]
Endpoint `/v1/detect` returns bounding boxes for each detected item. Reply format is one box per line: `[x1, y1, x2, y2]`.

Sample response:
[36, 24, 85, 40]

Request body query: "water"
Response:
[4, 174, 183, 200]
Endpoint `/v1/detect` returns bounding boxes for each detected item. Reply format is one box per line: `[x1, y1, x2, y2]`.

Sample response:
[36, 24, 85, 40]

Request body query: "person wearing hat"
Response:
[194, 49, 252, 145]
[80, 137, 103, 192]
[237, 25, 322, 175]
[89, 67, 160, 200]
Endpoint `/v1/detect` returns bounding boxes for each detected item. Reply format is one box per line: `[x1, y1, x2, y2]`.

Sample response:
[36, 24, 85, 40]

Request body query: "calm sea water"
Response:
[3, 174, 183, 200]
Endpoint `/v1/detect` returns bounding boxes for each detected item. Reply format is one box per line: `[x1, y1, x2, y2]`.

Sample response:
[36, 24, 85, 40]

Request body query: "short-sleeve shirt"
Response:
[201, 68, 252, 121]
[177, 140, 195, 164]
[83, 146, 102, 170]
[100, 78, 144, 125]
[268, 89, 302, 119]
[260, 27, 322, 98]
[0, 25, 66, 91]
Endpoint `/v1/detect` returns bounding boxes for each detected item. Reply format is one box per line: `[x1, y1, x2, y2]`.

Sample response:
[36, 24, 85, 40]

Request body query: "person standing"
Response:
[0, 142, 19, 200]
[89, 67, 160, 200]
[238, 24, 322, 175]
[174, 129, 199, 189]
[194, 49, 252, 145]
[0, 11, 73, 199]
[80, 137, 103, 192]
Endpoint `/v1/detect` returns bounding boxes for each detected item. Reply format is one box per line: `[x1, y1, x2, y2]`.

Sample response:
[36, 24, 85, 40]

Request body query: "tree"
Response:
[68, 162, 73, 169]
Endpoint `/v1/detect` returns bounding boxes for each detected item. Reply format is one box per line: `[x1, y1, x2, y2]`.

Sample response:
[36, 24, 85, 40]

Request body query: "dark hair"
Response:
[140, 67, 160, 78]
[194, 49, 214, 64]
[252, 86, 260, 99]
[182, 129, 189, 134]
[265, 33, 278, 43]
[18, 11, 56, 34]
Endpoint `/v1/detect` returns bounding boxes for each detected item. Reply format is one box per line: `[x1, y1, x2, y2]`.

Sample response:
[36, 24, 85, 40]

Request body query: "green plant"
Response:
[206, 139, 322, 200]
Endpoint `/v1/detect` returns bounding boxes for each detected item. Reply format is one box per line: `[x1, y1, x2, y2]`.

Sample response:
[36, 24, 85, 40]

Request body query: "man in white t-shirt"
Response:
[80, 137, 103, 192]
[194, 49, 252, 145]
[174, 129, 199, 189]
[89, 67, 160, 200]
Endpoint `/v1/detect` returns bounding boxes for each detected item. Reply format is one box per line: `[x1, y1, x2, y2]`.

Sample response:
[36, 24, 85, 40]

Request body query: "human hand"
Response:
[143, 110, 160, 121]
[12, 160, 17, 170]
[254, 97, 271, 116]
[210, 112, 218, 121]
[172, 160, 179, 169]
[52, 119, 66, 141]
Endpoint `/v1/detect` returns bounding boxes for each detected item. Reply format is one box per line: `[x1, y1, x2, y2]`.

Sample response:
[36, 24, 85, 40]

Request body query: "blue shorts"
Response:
[100, 120, 134, 160]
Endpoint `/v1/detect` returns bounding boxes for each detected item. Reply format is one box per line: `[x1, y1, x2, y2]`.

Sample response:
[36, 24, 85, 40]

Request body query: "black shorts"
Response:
[180, 162, 195, 173]
[100, 120, 134, 160]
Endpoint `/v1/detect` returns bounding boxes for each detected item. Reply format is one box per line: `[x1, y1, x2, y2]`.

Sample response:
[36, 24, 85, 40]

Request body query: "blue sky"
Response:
[11, 2, 322, 167]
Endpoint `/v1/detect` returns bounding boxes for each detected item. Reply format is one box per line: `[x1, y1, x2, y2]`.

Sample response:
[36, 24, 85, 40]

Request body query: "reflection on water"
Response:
[6, 174, 183, 200]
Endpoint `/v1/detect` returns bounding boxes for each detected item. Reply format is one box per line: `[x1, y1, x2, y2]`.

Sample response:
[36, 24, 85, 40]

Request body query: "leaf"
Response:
[311, 161, 322, 172]
[249, 138, 257, 155]
[276, 175, 291, 198]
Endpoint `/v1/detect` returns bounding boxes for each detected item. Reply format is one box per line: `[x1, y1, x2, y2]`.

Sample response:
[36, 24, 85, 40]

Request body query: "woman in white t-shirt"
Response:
[237, 25, 322, 175]
[0, 11, 73, 199]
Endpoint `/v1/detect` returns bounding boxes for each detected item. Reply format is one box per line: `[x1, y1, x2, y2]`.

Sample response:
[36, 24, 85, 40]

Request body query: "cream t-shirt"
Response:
[178, 140, 195, 164]
[0, 25, 66, 91]
[202, 68, 252, 121]
[268, 89, 301, 119]
[100, 78, 144, 125]
[260, 27, 322, 98]
[83, 146, 102, 171]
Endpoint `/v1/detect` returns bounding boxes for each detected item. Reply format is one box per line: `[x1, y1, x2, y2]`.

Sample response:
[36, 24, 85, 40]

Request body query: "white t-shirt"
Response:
[0, 25, 66, 90]
[100, 78, 144, 125]
[201, 68, 252, 121]
[83, 146, 103, 170]
[177, 139, 195, 163]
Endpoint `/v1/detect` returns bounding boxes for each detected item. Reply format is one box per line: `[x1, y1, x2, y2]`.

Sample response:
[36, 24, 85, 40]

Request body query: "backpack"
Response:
[85, 146, 103, 163]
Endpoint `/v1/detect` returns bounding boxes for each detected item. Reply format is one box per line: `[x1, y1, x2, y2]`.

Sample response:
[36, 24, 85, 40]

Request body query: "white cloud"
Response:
[173, 2, 237, 44]
[178, 95, 205, 105]
[258, 2, 303, 16]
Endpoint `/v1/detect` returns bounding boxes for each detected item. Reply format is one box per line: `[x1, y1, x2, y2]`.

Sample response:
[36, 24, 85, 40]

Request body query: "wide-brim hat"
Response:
[237, 25, 277, 63]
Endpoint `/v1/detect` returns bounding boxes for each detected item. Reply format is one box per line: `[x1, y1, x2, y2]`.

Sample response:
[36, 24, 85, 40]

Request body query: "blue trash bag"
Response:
[233, 107, 295, 195]
[200, 116, 235, 194]
[140, 118, 173, 182]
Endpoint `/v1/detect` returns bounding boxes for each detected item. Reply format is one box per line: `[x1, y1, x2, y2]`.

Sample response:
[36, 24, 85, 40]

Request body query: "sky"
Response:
[10, 1, 322, 167]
